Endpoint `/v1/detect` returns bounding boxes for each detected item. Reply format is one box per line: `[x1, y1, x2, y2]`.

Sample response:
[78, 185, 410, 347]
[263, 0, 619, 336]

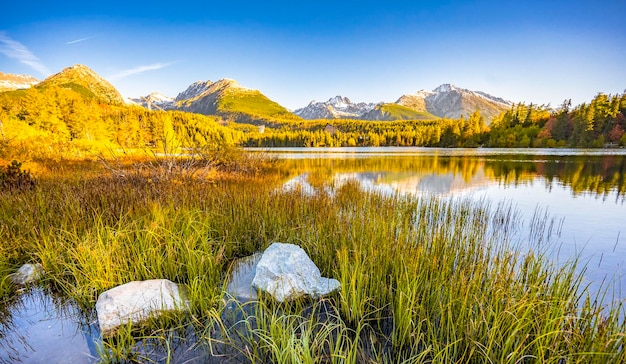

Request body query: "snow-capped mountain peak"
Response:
[406, 90, 434, 99]
[147, 91, 173, 102]
[328, 96, 352, 108]
[294, 96, 376, 119]
[433, 83, 457, 93]
[129, 91, 174, 110]
[394, 84, 512, 121]
[428, 84, 510, 106]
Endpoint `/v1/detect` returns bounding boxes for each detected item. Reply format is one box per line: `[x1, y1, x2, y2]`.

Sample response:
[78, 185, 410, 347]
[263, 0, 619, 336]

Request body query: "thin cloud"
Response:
[66, 36, 94, 45]
[0, 32, 50, 76]
[108, 62, 172, 81]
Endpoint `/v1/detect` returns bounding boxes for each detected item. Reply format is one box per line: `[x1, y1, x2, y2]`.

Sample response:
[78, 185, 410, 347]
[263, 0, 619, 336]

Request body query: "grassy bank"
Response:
[0, 158, 624, 362]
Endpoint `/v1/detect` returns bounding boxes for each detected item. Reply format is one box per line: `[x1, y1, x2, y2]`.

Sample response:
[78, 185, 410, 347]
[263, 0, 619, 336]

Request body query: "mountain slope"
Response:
[294, 96, 376, 119]
[397, 84, 511, 121]
[37, 64, 125, 105]
[395, 91, 431, 113]
[175, 81, 214, 102]
[0, 72, 39, 92]
[173, 79, 299, 123]
[361, 103, 438, 121]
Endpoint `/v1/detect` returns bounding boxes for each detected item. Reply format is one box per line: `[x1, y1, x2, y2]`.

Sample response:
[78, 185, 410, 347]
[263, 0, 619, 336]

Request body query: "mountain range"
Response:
[294, 84, 512, 121]
[1, 65, 513, 123]
[294, 96, 377, 119]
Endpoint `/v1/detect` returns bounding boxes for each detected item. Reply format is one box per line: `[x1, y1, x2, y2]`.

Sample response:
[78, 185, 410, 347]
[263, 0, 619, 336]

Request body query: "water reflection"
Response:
[326, 170, 490, 196]
[273, 148, 626, 200]
[0, 288, 99, 364]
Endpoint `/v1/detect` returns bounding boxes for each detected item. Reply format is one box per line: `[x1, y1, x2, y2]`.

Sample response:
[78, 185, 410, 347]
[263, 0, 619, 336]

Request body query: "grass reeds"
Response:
[0, 254, 12, 300]
[0, 159, 624, 363]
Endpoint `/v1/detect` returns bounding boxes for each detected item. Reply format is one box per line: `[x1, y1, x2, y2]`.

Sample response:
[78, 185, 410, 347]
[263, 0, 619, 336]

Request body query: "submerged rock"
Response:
[10, 263, 44, 285]
[226, 252, 263, 301]
[96, 279, 188, 336]
[251, 242, 340, 302]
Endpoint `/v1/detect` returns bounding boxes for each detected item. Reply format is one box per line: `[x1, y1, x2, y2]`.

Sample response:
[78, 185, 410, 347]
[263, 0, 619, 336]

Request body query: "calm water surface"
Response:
[0, 289, 99, 363]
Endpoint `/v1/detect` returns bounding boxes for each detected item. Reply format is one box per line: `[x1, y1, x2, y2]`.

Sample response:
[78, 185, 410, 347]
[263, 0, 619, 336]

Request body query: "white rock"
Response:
[251, 242, 340, 302]
[10, 263, 44, 285]
[96, 279, 188, 335]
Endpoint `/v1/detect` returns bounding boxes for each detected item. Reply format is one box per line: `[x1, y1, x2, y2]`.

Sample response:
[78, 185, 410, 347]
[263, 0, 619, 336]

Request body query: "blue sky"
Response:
[1, 1, 624, 110]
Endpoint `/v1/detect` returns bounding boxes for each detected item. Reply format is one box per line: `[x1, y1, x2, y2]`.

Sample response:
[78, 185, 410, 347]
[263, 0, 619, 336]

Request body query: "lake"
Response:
[257, 147, 626, 302]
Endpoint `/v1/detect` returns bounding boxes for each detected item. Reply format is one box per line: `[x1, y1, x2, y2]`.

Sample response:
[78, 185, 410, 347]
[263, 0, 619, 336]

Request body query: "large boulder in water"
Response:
[251, 242, 340, 302]
[96, 279, 188, 335]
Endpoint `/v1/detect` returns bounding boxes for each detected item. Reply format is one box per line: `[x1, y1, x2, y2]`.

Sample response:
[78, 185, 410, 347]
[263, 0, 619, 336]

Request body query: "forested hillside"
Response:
[239, 111, 488, 147]
[487, 93, 626, 147]
[0, 85, 241, 159]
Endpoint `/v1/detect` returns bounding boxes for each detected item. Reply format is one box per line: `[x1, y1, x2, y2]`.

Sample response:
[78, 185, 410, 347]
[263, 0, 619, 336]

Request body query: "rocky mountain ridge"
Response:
[294, 96, 377, 119]
[130, 77, 296, 122]
[396, 84, 512, 121]
[292, 84, 511, 121]
[0, 72, 39, 92]
[128, 91, 174, 110]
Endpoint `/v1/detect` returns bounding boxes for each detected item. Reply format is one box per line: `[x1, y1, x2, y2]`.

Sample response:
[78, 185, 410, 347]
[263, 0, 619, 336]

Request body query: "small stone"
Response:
[10, 263, 44, 285]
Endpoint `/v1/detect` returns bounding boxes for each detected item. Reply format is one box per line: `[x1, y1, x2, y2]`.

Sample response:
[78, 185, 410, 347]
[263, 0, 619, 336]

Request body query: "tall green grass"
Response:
[0, 254, 12, 300]
[0, 160, 624, 362]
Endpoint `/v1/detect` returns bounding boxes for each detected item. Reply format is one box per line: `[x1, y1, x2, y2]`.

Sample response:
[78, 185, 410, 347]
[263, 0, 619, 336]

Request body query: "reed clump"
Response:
[0, 257, 12, 301]
[0, 158, 624, 363]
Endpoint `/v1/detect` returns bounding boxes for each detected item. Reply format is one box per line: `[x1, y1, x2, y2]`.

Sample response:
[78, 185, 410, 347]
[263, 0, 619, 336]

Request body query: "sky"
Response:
[1, 0, 624, 110]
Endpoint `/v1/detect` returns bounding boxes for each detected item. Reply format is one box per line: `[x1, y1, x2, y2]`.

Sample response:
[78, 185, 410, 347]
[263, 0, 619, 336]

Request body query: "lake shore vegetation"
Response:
[1, 155, 624, 362]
